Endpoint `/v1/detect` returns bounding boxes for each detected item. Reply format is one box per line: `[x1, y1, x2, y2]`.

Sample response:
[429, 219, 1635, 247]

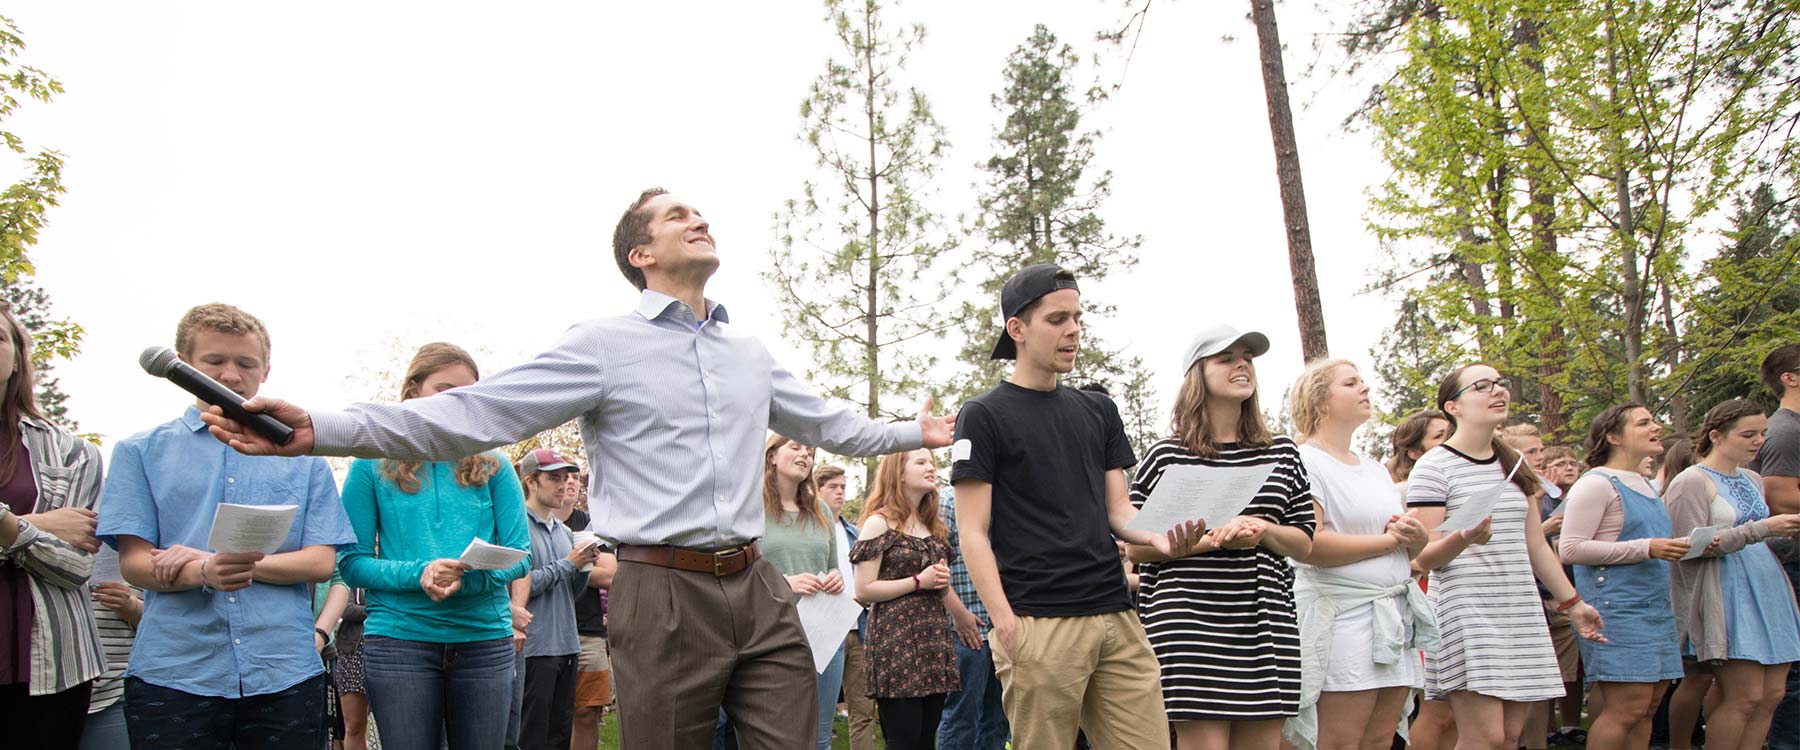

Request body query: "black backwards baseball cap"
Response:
[991, 263, 1080, 360]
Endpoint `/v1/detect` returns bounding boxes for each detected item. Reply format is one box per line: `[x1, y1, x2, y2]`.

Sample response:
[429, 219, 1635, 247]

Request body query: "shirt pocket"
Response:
[34, 465, 78, 509]
[249, 472, 306, 507]
[248, 472, 309, 549]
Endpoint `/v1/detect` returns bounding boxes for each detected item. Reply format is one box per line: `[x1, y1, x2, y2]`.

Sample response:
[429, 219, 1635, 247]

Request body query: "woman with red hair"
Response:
[851, 448, 959, 750]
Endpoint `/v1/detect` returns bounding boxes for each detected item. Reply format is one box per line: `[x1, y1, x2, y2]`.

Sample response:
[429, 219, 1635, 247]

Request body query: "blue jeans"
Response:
[1769, 556, 1800, 750]
[714, 708, 736, 749]
[938, 637, 1009, 750]
[815, 644, 846, 750]
[78, 701, 130, 750]
[505, 646, 526, 750]
[362, 635, 515, 750]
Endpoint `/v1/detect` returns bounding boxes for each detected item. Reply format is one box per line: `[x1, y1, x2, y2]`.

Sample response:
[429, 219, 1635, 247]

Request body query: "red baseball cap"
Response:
[518, 448, 578, 474]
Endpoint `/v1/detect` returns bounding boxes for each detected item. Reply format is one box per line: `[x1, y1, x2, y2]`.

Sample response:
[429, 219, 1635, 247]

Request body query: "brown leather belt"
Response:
[616, 542, 761, 577]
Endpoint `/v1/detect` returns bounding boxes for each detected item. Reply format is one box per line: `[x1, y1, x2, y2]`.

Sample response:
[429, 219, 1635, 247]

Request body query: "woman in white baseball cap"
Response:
[1125, 324, 1319, 750]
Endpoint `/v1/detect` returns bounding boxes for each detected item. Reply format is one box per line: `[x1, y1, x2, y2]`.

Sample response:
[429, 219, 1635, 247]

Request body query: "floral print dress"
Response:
[849, 530, 960, 699]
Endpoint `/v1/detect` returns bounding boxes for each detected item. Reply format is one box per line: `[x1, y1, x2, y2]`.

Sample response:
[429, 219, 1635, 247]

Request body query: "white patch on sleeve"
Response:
[951, 439, 972, 462]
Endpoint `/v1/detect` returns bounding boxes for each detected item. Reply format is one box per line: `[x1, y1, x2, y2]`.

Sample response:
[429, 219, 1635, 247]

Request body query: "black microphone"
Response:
[139, 346, 295, 446]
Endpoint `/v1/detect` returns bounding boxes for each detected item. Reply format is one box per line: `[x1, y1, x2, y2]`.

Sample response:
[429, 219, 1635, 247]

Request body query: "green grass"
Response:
[592, 716, 884, 749]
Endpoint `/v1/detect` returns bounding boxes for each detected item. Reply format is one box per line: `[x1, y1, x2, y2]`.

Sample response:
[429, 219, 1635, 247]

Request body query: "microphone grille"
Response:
[139, 346, 180, 377]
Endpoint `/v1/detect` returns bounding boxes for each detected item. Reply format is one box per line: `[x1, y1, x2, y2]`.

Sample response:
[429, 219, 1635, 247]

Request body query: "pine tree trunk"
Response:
[863, 6, 882, 491]
[1250, 0, 1328, 361]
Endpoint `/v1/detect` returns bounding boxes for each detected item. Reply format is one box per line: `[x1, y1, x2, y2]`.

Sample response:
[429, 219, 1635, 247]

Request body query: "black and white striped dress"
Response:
[1132, 437, 1317, 721]
[1405, 446, 1563, 701]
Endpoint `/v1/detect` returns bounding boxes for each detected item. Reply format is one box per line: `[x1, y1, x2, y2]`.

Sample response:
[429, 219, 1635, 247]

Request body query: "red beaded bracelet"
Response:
[1556, 594, 1583, 612]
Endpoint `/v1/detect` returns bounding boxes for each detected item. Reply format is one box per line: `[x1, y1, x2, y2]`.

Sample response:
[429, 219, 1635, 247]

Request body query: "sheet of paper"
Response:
[90, 544, 123, 584]
[1126, 462, 1277, 534]
[206, 503, 298, 554]
[1680, 526, 1718, 561]
[459, 537, 529, 571]
[797, 587, 863, 674]
[1438, 461, 1523, 533]
[795, 530, 864, 674]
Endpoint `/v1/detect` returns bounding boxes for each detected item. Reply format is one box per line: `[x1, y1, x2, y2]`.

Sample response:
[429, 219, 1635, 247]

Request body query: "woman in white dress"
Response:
[1284, 359, 1432, 750]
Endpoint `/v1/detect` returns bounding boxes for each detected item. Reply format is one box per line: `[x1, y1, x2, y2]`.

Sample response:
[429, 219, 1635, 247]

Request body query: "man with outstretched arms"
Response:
[202, 189, 956, 750]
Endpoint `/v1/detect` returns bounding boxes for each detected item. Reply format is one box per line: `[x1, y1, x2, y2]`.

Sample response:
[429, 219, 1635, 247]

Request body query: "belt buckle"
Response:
[712, 547, 743, 577]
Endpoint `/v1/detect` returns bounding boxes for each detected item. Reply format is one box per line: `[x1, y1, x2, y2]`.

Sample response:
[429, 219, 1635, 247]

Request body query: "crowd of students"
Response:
[1, 186, 1797, 750]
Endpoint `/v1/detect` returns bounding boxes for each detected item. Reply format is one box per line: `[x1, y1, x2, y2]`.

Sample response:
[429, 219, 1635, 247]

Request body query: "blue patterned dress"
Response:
[1694, 467, 1800, 664]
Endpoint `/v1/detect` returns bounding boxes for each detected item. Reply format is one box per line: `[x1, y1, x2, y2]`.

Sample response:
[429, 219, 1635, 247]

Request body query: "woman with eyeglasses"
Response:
[1405, 364, 1604, 750]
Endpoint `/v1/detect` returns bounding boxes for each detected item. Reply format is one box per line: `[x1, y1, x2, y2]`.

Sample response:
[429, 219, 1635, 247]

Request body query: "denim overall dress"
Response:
[1571, 472, 1685, 683]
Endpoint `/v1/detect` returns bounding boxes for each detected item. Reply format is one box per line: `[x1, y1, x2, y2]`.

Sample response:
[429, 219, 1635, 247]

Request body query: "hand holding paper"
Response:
[1678, 526, 1717, 561]
[421, 558, 467, 601]
[1127, 463, 1277, 535]
[207, 503, 299, 555]
[459, 538, 528, 571]
[1438, 461, 1522, 533]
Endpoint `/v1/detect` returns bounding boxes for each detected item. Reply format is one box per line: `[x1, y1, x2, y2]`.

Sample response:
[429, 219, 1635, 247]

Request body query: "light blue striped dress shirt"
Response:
[312, 290, 923, 548]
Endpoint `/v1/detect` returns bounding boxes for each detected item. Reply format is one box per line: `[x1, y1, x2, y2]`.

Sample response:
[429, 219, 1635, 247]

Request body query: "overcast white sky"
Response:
[9, 1, 1401, 448]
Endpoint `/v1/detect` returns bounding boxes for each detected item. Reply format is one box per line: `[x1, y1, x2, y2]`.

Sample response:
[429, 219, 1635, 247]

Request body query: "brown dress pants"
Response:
[610, 556, 817, 749]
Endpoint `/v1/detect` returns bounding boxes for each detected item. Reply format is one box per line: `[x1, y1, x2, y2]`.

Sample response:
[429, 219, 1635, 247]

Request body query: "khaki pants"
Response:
[841, 632, 877, 750]
[610, 557, 816, 749]
[574, 634, 614, 708]
[992, 610, 1169, 750]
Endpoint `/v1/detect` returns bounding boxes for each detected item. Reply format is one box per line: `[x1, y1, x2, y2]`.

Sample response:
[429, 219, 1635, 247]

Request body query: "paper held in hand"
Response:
[1126, 463, 1277, 535]
[1437, 460, 1523, 533]
[1679, 526, 1718, 561]
[796, 525, 864, 674]
[207, 503, 299, 555]
[90, 545, 124, 585]
[459, 538, 528, 571]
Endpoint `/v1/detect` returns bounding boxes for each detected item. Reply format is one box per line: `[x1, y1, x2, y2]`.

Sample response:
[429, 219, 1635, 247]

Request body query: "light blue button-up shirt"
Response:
[312, 291, 923, 548]
[96, 407, 357, 698]
[522, 507, 582, 658]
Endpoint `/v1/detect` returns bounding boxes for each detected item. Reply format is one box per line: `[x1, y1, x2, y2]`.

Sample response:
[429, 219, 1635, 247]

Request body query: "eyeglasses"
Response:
[1449, 376, 1513, 401]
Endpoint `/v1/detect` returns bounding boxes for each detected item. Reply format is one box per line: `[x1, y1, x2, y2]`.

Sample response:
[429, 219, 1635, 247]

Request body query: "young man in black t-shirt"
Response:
[951, 264, 1202, 750]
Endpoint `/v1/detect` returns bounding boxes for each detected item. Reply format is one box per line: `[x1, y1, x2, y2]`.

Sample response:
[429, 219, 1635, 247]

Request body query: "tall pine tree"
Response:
[949, 24, 1160, 453]
[764, 0, 957, 487]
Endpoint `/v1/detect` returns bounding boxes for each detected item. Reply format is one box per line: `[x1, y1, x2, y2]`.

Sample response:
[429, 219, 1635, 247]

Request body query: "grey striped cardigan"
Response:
[0, 415, 105, 695]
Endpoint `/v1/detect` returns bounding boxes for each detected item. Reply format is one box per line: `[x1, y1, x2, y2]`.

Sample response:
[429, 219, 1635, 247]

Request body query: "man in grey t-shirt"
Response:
[1747, 343, 1800, 750]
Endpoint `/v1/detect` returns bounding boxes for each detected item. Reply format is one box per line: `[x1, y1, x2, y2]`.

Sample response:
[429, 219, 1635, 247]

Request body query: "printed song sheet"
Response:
[206, 503, 298, 555]
[796, 529, 864, 674]
[1680, 526, 1718, 561]
[1438, 461, 1523, 533]
[90, 545, 123, 584]
[459, 538, 529, 571]
[1126, 463, 1276, 534]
